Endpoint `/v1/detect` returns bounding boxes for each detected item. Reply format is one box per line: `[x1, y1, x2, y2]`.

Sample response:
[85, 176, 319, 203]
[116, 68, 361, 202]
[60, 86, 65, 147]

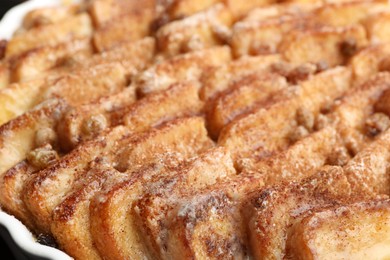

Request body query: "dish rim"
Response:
[0, 1, 79, 259]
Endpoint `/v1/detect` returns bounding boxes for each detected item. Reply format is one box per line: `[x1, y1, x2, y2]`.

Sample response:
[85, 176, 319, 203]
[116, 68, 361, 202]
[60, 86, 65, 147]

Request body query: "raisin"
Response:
[0, 40, 7, 60]
[27, 145, 59, 170]
[287, 64, 316, 84]
[340, 38, 357, 59]
[365, 112, 390, 137]
[36, 233, 58, 248]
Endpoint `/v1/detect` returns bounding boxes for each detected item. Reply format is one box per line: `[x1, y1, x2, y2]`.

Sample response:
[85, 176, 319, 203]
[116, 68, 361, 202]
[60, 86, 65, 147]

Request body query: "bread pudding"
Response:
[0, 0, 389, 259]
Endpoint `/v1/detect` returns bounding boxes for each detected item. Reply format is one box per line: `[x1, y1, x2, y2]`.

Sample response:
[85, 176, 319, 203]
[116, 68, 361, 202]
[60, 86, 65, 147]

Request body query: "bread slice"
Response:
[226, 0, 280, 19]
[159, 0, 220, 22]
[206, 72, 288, 138]
[0, 79, 47, 125]
[245, 166, 352, 260]
[22, 4, 80, 29]
[364, 11, 390, 43]
[239, 72, 390, 174]
[2, 1, 390, 259]
[43, 63, 128, 106]
[344, 128, 390, 197]
[123, 81, 204, 132]
[287, 199, 390, 259]
[51, 165, 125, 260]
[80, 37, 155, 77]
[50, 117, 214, 259]
[311, 0, 389, 27]
[156, 3, 233, 56]
[351, 43, 390, 85]
[90, 147, 233, 260]
[11, 37, 93, 83]
[0, 38, 154, 126]
[0, 160, 38, 229]
[152, 172, 263, 259]
[93, 10, 154, 52]
[135, 46, 231, 96]
[279, 24, 367, 66]
[24, 116, 213, 233]
[154, 127, 343, 259]
[0, 62, 10, 89]
[114, 117, 214, 171]
[245, 120, 390, 259]
[57, 86, 137, 151]
[88, 0, 156, 28]
[232, 0, 381, 59]
[6, 13, 93, 58]
[200, 54, 281, 101]
[133, 147, 237, 259]
[0, 99, 68, 175]
[240, 126, 339, 176]
[23, 126, 129, 233]
[0, 63, 128, 127]
[218, 67, 351, 160]
[231, 13, 311, 57]
[89, 157, 184, 260]
[241, 2, 317, 23]
[0, 99, 68, 229]
[329, 72, 390, 155]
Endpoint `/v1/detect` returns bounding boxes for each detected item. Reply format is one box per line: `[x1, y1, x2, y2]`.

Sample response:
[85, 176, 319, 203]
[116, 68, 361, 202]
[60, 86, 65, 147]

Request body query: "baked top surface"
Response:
[0, 0, 389, 259]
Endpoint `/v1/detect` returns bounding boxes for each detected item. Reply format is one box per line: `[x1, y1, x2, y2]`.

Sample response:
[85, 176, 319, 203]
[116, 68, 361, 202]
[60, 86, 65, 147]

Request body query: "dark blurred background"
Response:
[1, 1, 25, 18]
[1, 2, 25, 260]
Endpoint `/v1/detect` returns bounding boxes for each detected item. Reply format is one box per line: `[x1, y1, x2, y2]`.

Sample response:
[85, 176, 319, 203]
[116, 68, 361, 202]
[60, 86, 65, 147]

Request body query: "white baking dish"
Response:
[0, 1, 78, 259]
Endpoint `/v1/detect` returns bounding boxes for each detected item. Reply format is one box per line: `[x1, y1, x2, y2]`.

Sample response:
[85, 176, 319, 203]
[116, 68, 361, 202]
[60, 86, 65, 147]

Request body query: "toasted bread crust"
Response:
[1, 1, 390, 259]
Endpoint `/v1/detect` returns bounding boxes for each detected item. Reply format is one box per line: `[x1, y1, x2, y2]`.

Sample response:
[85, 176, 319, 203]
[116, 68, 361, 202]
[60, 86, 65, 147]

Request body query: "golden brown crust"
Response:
[90, 147, 233, 260]
[21, 4, 82, 29]
[0, 78, 47, 125]
[43, 63, 128, 106]
[199, 54, 282, 101]
[218, 67, 352, 160]
[1, 1, 390, 259]
[10, 37, 93, 83]
[231, 13, 313, 57]
[0, 160, 36, 229]
[156, 172, 264, 259]
[286, 199, 390, 260]
[93, 10, 155, 52]
[6, 13, 93, 58]
[279, 24, 368, 66]
[206, 72, 288, 139]
[88, 0, 156, 28]
[155, 4, 233, 56]
[364, 11, 390, 43]
[245, 166, 352, 260]
[123, 81, 204, 132]
[351, 43, 390, 85]
[23, 126, 129, 233]
[51, 116, 213, 260]
[81, 37, 155, 76]
[135, 46, 232, 96]
[114, 116, 214, 171]
[90, 160, 181, 260]
[0, 99, 67, 175]
[57, 86, 136, 151]
[344, 128, 390, 197]
[51, 166, 123, 260]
